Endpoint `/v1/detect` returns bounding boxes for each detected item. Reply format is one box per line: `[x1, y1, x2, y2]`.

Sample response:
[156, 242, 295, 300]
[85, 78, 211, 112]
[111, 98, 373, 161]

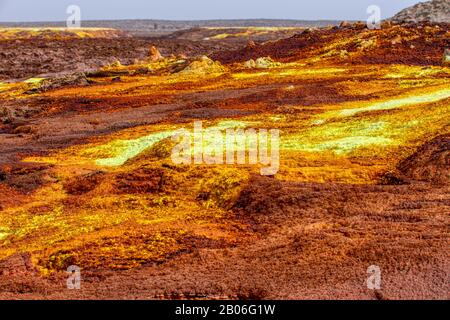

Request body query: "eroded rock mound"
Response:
[149, 46, 164, 62]
[64, 171, 106, 195]
[397, 135, 449, 184]
[25, 73, 90, 93]
[244, 57, 281, 69]
[114, 166, 167, 194]
[179, 56, 226, 75]
[390, 0, 450, 24]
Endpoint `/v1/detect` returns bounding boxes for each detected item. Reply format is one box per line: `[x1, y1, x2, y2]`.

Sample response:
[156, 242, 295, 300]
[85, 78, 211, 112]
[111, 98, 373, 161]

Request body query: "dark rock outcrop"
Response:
[390, 0, 449, 23]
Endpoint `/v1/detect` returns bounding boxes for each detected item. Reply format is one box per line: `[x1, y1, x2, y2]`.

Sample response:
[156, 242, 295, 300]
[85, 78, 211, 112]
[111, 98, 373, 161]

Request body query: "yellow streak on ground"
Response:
[2, 62, 449, 272]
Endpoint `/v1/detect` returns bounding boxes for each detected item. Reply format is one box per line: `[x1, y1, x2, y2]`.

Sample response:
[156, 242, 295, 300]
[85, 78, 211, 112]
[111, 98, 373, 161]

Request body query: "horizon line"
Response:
[0, 18, 362, 24]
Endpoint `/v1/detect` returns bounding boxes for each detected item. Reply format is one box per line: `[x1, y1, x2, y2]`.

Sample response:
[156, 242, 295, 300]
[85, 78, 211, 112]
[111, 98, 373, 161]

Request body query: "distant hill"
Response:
[0, 27, 129, 40]
[390, 0, 450, 23]
[0, 19, 342, 36]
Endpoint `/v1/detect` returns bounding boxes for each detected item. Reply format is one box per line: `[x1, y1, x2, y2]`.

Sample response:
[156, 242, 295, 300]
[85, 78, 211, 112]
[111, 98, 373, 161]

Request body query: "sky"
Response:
[0, 0, 425, 22]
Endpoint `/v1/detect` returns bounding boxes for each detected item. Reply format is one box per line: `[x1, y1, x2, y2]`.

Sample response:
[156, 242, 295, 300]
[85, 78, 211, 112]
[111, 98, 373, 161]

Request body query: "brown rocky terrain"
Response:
[0, 18, 449, 300]
[0, 37, 234, 80]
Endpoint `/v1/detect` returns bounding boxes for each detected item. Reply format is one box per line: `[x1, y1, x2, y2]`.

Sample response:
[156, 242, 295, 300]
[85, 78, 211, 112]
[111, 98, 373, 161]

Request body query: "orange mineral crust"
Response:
[0, 22, 449, 299]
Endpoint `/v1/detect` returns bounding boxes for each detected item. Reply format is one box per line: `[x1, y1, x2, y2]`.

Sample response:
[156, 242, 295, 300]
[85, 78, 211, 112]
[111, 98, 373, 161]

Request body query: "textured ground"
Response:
[0, 23, 449, 300]
[0, 27, 304, 80]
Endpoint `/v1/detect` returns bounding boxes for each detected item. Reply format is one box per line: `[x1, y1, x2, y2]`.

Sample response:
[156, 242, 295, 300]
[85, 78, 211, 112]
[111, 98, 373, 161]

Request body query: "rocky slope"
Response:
[390, 0, 450, 23]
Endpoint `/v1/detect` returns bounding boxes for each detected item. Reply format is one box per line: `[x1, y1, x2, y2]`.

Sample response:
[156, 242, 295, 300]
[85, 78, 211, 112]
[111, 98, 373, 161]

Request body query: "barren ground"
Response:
[0, 23, 449, 300]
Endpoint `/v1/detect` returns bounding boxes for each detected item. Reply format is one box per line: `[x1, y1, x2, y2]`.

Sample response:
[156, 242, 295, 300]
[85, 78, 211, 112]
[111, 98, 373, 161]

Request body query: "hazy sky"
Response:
[0, 0, 425, 22]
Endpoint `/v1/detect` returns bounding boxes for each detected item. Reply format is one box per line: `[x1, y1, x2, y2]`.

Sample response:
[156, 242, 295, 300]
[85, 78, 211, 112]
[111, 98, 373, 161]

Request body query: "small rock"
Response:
[390, 35, 402, 45]
[149, 46, 163, 62]
[254, 57, 280, 69]
[244, 59, 256, 68]
[0, 106, 13, 124]
[134, 66, 153, 75]
[339, 50, 349, 59]
[247, 40, 257, 49]
[244, 57, 280, 69]
[13, 125, 37, 135]
[110, 60, 122, 68]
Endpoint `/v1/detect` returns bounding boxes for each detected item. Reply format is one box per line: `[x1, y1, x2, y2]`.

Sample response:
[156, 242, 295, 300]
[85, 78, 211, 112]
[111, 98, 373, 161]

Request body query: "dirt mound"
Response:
[64, 171, 106, 195]
[114, 166, 167, 194]
[397, 134, 449, 184]
[178, 56, 227, 75]
[244, 57, 281, 69]
[390, 0, 450, 24]
[234, 175, 287, 216]
[127, 137, 177, 163]
[25, 73, 90, 93]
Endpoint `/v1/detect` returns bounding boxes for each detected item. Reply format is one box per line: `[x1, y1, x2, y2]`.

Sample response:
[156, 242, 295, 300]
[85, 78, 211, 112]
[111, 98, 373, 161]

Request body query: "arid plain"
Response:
[0, 21, 449, 299]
